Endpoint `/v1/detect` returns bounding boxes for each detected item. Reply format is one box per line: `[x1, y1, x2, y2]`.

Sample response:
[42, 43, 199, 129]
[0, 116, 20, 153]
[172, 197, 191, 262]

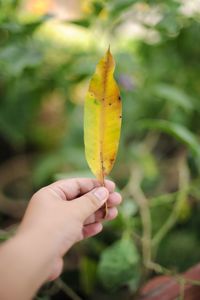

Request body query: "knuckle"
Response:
[30, 191, 42, 204]
[32, 187, 47, 200]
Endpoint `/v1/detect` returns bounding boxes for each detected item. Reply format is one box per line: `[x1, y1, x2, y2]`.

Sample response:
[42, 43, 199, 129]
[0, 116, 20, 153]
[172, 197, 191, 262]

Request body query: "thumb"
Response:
[72, 187, 109, 220]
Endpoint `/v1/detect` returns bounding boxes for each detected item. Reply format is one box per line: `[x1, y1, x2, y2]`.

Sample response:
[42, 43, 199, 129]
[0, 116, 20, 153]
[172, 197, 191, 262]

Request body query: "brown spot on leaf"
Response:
[110, 158, 115, 164]
[118, 96, 121, 101]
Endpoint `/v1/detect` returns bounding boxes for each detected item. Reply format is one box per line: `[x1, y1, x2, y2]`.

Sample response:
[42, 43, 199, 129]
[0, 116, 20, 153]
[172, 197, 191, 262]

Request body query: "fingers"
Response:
[104, 180, 115, 193]
[84, 192, 122, 224]
[86, 206, 118, 224]
[107, 192, 122, 207]
[83, 222, 103, 238]
[48, 178, 115, 200]
[71, 187, 109, 220]
[83, 206, 119, 238]
[106, 207, 118, 220]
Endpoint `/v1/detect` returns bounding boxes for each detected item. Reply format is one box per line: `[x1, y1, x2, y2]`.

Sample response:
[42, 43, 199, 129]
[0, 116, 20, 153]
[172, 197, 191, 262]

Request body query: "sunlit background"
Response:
[1, 0, 200, 299]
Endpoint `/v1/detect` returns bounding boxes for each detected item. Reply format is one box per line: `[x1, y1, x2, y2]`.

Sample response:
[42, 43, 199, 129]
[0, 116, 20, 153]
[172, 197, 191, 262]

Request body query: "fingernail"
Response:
[93, 187, 107, 201]
[95, 223, 103, 232]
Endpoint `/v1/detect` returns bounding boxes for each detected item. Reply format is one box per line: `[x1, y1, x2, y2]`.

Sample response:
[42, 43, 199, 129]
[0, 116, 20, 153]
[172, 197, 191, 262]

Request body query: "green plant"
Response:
[1, 0, 200, 299]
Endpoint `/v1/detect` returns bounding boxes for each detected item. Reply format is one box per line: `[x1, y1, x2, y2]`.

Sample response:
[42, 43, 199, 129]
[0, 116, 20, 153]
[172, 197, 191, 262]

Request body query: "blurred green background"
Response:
[1, 0, 200, 299]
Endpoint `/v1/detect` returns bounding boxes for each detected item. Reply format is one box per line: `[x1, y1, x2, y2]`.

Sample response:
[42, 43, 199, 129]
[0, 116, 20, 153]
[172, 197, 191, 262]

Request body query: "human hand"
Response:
[17, 178, 122, 281]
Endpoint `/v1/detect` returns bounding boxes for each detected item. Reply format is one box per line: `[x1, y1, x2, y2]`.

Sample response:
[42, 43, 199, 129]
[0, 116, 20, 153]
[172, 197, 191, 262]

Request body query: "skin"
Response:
[0, 178, 122, 300]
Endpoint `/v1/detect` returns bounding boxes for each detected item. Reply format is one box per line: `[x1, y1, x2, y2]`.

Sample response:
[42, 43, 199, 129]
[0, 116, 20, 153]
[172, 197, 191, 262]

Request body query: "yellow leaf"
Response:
[84, 47, 122, 186]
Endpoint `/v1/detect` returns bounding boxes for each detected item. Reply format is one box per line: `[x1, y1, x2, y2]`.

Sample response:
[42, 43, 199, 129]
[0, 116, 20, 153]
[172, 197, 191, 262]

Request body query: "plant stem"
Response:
[55, 278, 83, 300]
[147, 261, 200, 297]
[152, 153, 189, 250]
[129, 167, 152, 270]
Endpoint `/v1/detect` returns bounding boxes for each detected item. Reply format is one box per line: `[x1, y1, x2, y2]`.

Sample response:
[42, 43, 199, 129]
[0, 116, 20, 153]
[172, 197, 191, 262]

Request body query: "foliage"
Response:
[98, 237, 140, 290]
[1, 0, 200, 299]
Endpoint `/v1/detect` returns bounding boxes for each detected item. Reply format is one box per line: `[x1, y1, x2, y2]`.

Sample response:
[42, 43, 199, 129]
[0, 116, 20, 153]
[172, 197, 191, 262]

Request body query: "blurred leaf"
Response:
[2, 2, 200, 298]
[150, 193, 176, 208]
[80, 257, 97, 295]
[0, 22, 22, 33]
[139, 119, 200, 156]
[153, 83, 193, 111]
[0, 43, 43, 75]
[92, 1, 104, 16]
[55, 170, 92, 181]
[33, 146, 88, 186]
[98, 237, 140, 290]
[157, 231, 200, 272]
[33, 152, 66, 186]
[108, 0, 136, 18]
[131, 145, 158, 179]
[0, 115, 25, 145]
[150, 193, 176, 235]
[0, 15, 52, 39]
[120, 198, 138, 218]
[177, 198, 192, 222]
[68, 18, 91, 28]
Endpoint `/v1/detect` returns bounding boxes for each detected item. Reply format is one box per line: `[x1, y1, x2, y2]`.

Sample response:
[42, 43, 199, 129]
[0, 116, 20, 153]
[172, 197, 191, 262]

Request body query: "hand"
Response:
[17, 178, 122, 281]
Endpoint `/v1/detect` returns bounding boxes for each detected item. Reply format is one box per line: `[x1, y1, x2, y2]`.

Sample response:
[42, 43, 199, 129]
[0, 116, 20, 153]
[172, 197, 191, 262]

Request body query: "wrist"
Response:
[13, 230, 57, 284]
[0, 233, 54, 300]
[15, 228, 58, 268]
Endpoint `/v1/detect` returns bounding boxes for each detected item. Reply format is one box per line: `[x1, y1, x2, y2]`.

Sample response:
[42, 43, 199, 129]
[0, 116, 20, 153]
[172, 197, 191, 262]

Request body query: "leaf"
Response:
[55, 170, 92, 181]
[84, 47, 122, 186]
[139, 119, 200, 156]
[120, 198, 138, 218]
[97, 238, 140, 290]
[68, 18, 91, 28]
[80, 257, 97, 295]
[153, 83, 193, 111]
[108, 0, 137, 18]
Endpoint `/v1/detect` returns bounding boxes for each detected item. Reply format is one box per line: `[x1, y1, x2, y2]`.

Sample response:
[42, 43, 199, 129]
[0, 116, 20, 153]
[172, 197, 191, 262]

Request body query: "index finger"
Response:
[48, 178, 115, 200]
